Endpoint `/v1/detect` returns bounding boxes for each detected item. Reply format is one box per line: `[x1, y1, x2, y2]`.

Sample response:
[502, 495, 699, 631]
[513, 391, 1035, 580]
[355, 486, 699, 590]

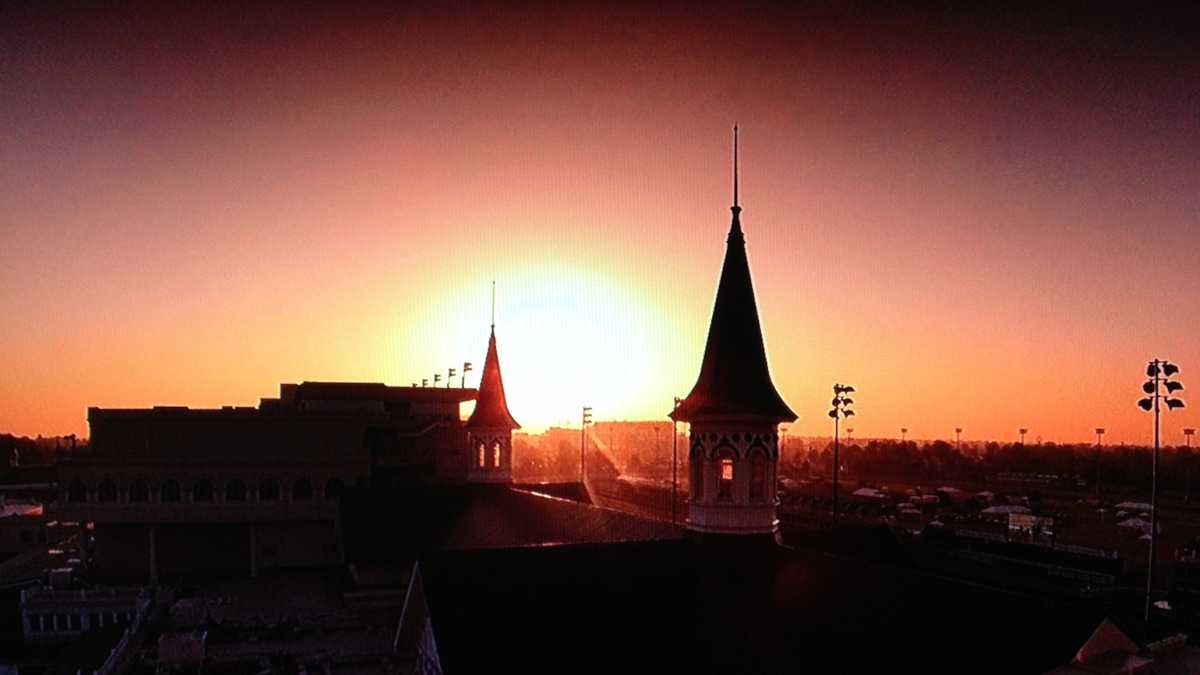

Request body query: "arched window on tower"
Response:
[477, 443, 486, 469]
[749, 451, 767, 503]
[717, 451, 735, 502]
[492, 441, 502, 468]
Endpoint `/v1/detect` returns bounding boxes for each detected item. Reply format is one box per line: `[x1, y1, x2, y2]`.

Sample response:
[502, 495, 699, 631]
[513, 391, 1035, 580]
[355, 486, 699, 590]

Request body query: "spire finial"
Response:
[490, 280, 496, 333]
[733, 124, 739, 209]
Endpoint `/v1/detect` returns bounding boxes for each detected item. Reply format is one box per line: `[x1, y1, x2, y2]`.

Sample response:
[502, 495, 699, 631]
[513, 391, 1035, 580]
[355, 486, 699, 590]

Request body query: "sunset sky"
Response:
[2, 3, 1197, 444]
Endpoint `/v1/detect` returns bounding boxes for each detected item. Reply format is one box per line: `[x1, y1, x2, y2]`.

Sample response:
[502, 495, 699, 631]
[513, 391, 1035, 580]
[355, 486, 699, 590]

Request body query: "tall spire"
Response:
[671, 126, 795, 425]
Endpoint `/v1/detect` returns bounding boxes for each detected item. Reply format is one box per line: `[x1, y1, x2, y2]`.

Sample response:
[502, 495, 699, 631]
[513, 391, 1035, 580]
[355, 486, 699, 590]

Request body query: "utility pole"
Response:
[580, 406, 593, 484]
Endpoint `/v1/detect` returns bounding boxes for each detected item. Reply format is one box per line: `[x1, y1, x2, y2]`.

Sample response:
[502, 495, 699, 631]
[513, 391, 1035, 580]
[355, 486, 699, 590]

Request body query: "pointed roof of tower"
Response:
[466, 326, 520, 430]
[671, 127, 796, 424]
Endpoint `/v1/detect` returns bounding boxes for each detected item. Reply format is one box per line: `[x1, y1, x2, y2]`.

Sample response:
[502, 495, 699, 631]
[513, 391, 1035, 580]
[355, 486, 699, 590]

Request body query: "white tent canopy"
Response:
[852, 487, 887, 499]
[981, 505, 1031, 515]
[1115, 501, 1153, 512]
[1117, 517, 1153, 533]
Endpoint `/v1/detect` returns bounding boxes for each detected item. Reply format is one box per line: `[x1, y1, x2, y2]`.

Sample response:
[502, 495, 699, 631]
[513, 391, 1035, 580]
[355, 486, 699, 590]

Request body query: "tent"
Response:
[981, 505, 1031, 515]
[851, 487, 886, 500]
[1117, 518, 1152, 533]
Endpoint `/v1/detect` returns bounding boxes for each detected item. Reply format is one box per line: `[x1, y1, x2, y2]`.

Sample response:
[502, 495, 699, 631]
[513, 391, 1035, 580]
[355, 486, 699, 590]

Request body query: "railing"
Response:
[93, 593, 151, 675]
[49, 499, 339, 523]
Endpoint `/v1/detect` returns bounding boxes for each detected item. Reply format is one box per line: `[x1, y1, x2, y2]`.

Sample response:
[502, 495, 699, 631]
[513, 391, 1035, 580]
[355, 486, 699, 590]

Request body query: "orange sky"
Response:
[2, 3, 1197, 444]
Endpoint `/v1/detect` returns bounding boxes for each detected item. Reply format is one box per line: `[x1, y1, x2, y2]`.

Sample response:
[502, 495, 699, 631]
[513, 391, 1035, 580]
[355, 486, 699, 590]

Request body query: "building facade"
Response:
[51, 382, 479, 582]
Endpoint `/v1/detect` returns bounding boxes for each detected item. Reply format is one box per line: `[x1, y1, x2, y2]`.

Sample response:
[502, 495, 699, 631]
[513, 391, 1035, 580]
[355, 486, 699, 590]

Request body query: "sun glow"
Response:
[382, 263, 665, 432]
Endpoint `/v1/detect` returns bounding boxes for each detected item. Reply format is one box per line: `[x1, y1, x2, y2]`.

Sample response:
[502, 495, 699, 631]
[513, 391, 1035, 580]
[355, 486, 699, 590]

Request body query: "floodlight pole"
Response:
[833, 411, 840, 523]
[580, 406, 592, 484]
[829, 384, 856, 526]
[672, 397, 681, 525]
[1095, 428, 1105, 499]
[1147, 360, 1162, 623]
[1186, 429, 1196, 503]
[1139, 358, 1186, 622]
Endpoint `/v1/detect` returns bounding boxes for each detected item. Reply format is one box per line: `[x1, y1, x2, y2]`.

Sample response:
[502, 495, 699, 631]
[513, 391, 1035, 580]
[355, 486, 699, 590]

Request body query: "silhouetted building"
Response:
[51, 381, 479, 582]
[671, 128, 796, 537]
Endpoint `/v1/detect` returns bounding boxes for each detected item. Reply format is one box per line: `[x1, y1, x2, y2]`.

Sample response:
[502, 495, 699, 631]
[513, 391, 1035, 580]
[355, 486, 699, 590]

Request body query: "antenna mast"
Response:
[733, 124, 739, 209]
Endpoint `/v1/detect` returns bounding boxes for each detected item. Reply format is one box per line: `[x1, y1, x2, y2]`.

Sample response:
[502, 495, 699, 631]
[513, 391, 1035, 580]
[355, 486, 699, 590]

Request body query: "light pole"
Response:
[829, 384, 856, 525]
[846, 427, 854, 442]
[1095, 428, 1106, 498]
[580, 406, 593, 484]
[1186, 428, 1197, 504]
[1019, 428, 1028, 445]
[900, 427, 907, 443]
[1138, 359, 1186, 622]
[461, 362, 473, 388]
[955, 428, 963, 453]
[672, 397, 681, 524]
